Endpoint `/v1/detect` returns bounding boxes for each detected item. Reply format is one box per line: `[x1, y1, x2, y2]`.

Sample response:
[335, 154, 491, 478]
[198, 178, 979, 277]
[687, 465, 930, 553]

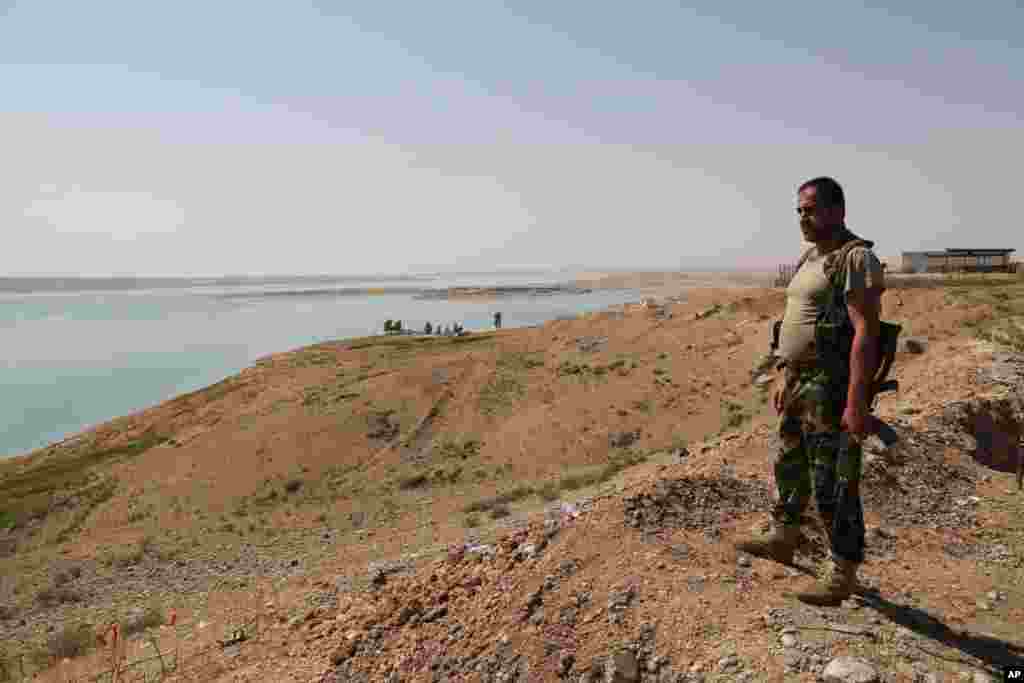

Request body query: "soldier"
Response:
[735, 176, 885, 605]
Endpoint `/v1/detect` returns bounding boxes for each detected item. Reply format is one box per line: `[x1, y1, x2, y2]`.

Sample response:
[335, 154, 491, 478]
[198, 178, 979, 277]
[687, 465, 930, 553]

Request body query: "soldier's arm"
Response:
[845, 285, 882, 410]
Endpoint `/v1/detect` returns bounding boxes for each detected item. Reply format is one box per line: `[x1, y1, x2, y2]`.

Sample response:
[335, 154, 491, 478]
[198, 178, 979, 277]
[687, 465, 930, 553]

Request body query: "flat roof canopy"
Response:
[944, 248, 1015, 255]
[903, 248, 1015, 256]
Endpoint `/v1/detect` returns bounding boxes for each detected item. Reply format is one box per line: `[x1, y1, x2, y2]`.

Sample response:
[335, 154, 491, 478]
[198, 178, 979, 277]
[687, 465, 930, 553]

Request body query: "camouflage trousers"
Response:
[772, 365, 866, 564]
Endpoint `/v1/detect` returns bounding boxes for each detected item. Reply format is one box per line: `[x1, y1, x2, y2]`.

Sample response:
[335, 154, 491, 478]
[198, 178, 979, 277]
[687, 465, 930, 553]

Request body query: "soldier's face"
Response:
[796, 187, 842, 243]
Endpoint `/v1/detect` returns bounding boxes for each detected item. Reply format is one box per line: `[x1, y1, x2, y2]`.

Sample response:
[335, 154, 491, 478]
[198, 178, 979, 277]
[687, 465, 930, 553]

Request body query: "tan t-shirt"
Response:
[777, 245, 885, 364]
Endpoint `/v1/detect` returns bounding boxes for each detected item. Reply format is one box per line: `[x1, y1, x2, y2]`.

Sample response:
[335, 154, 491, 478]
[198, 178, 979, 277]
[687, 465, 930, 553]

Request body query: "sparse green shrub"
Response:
[462, 485, 534, 514]
[46, 623, 93, 660]
[559, 471, 601, 491]
[284, 479, 303, 494]
[397, 473, 429, 490]
[557, 361, 590, 376]
[432, 466, 462, 485]
[121, 605, 164, 637]
[538, 481, 560, 502]
[478, 375, 525, 414]
[436, 439, 481, 460]
[496, 352, 545, 372]
[116, 546, 144, 566]
[36, 586, 83, 607]
[0, 433, 162, 532]
[0, 649, 13, 681]
[723, 400, 749, 428]
[102, 537, 150, 567]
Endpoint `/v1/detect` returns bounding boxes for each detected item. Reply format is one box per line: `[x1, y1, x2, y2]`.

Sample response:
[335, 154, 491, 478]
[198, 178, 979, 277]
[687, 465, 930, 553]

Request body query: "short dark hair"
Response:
[798, 176, 845, 210]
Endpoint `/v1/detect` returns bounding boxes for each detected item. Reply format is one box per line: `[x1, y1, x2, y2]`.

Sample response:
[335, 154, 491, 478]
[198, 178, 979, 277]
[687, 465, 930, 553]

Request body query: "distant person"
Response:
[493, 312, 502, 329]
[735, 176, 885, 606]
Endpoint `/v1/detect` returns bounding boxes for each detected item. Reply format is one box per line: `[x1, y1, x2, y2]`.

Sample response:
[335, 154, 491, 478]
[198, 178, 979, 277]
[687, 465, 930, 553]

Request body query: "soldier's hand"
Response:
[841, 400, 869, 437]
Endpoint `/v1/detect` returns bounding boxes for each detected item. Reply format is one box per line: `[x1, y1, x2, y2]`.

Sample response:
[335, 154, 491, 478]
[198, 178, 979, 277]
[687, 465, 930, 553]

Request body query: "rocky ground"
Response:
[1, 274, 1022, 682]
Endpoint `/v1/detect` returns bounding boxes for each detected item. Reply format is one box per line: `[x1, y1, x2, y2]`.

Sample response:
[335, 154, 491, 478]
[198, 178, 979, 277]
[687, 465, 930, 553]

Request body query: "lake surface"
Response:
[1, 273, 641, 458]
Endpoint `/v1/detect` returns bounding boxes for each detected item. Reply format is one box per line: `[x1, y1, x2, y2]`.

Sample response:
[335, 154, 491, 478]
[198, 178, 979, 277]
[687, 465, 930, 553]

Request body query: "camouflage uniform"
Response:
[738, 230, 883, 604]
[773, 364, 865, 564]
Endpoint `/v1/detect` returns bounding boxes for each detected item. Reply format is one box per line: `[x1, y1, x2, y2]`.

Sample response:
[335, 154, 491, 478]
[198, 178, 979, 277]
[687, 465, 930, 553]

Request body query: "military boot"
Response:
[795, 555, 858, 606]
[734, 523, 800, 565]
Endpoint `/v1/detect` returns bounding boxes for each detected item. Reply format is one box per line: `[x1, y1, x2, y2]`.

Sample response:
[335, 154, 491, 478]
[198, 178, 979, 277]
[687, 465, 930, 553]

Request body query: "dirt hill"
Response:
[1, 275, 1022, 682]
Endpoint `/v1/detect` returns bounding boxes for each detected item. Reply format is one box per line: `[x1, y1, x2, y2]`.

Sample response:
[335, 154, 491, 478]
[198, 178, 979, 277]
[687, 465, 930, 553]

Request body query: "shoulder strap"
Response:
[824, 238, 870, 291]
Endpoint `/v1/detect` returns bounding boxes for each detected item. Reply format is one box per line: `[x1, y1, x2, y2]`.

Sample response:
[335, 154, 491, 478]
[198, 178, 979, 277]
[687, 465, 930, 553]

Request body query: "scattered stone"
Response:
[123, 607, 147, 634]
[822, 656, 879, 683]
[781, 633, 798, 648]
[607, 584, 637, 622]
[517, 543, 539, 561]
[607, 650, 639, 683]
[609, 430, 641, 448]
[902, 337, 928, 354]
[559, 559, 580, 578]
[624, 476, 771, 531]
[784, 650, 806, 671]
[330, 638, 359, 665]
[718, 654, 740, 672]
[862, 424, 981, 528]
[667, 544, 692, 561]
[558, 651, 575, 677]
[575, 336, 609, 353]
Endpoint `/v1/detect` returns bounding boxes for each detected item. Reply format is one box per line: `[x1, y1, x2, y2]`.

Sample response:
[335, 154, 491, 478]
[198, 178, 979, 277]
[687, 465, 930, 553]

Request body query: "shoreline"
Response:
[1, 276, 662, 461]
[0, 271, 769, 461]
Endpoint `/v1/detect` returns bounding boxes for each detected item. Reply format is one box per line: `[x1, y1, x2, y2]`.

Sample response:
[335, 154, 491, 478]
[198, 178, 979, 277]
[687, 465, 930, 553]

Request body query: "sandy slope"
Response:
[2, 274, 1022, 682]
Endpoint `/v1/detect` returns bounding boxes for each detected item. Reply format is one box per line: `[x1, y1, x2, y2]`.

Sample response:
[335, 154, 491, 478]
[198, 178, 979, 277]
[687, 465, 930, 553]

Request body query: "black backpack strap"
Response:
[823, 238, 902, 407]
[823, 238, 871, 292]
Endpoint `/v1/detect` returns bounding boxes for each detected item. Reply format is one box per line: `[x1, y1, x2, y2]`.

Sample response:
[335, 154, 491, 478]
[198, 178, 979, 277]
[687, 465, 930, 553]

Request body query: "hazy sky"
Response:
[2, 1, 1021, 276]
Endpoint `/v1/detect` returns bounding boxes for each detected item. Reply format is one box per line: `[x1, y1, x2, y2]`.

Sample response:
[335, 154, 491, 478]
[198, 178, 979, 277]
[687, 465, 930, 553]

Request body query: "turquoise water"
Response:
[1, 275, 639, 458]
